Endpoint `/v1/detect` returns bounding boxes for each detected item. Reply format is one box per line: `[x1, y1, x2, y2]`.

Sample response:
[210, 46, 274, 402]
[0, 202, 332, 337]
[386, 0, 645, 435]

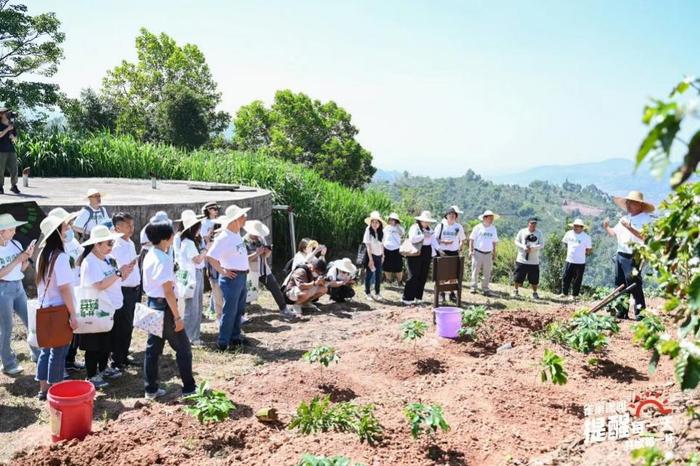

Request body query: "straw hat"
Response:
[178, 209, 204, 231]
[85, 188, 104, 199]
[569, 218, 587, 229]
[613, 191, 655, 213]
[364, 210, 387, 226]
[215, 204, 250, 227]
[478, 210, 500, 221]
[414, 211, 437, 223]
[0, 213, 27, 231]
[244, 220, 270, 238]
[388, 212, 401, 223]
[80, 225, 123, 246]
[334, 257, 357, 276]
[48, 207, 80, 223]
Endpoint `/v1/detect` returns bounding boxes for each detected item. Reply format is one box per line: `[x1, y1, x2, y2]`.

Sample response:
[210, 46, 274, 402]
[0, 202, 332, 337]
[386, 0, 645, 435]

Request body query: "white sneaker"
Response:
[291, 304, 303, 317]
[281, 307, 299, 319]
[365, 292, 374, 301]
[402, 299, 414, 306]
[373, 292, 383, 301]
[3, 365, 23, 375]
[145, 388, 167, 400]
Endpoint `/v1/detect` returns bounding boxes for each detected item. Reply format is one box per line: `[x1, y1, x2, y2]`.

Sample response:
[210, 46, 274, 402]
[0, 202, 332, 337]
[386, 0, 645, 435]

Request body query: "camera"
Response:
[7, 111, 17, 120]
[525, 233, 538, 260]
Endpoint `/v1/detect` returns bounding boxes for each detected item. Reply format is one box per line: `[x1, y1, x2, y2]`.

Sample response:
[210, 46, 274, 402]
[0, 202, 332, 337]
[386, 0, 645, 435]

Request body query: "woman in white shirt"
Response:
[201, 201, 223, 321]
[79, 226, 132, 389]
[176, 211, 206, 345]
[402, 211, 439, 305]
[34, 216, 79, 400]
[362, 211, 386, 301]
[435, 206, 467, 302]
[0, 214, 39, 376]
[382, 213, 405, 286]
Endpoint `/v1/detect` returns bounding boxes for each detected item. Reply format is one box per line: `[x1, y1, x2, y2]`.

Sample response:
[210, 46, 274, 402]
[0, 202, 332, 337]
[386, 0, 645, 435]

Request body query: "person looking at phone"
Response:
[282, 258, 328, 316]
[110, 212, 140, 370]
[0, 107, 20, 195]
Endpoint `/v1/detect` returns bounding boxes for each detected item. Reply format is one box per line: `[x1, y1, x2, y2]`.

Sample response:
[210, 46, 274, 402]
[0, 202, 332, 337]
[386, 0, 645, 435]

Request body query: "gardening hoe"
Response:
[589, 283, 638, 313]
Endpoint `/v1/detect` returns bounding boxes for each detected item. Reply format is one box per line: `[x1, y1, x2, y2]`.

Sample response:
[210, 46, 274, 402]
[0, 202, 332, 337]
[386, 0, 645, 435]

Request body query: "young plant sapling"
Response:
[540, 348, 568, 385]
[401, 320, 428, 357]
[183, 381, 236, 424]
[403, 402, 450, 441]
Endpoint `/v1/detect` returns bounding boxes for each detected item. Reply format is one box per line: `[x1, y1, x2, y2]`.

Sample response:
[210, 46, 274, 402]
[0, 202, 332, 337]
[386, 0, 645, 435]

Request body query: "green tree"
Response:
[541, 227, 567, 293]
[0, 1, 64, 109]
[59, 88, 118, 134]
[154, 84, 209, 149]
[101, 28, 229, 146]
[233, 90, 376, 188]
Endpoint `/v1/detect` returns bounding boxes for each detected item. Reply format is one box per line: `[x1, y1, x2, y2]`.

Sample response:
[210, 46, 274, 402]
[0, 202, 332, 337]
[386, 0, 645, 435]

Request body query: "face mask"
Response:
[64, 229, 75, 243]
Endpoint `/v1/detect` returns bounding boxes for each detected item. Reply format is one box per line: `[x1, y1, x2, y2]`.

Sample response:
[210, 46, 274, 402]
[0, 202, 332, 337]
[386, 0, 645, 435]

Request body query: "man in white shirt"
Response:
[560, 219, 593, 299]
[73, 189, 110, 240]
[604, 191, 654, 320]
[206, 204, 250, 351]
[513, 217, 545, 299]
[469, 210, 499, 296]
[110, 213, 139, 369]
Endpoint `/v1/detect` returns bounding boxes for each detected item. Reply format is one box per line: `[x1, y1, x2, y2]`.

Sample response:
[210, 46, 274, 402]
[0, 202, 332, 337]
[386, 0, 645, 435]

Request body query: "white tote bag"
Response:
[175, 265, 196, 300]
[73, 286, 115, 334]
[246, 271, 260, 303]
[26, 298, 39, 348]
[133, 303, 164, 338]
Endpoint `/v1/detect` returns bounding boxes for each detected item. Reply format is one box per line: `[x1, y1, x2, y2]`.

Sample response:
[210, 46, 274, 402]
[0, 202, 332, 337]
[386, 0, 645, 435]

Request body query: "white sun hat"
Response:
[0, 213, 27, 231]
[478, 210, 501, 221]
[86, 188, 105, 199]
[177, 209, 204, 231]
[48, 207, 80, 223]
[414, 211, 437, 223]
[38, 215, 73, 248]
[364, 210, 387, 226]
[334, 257, 358, 276]
[244, 220, 270, 238]
[215, 204, 251, 227]
[569, 218, 587, 229]
[80, 225, 123, 247]
[387, 212, 401, 223]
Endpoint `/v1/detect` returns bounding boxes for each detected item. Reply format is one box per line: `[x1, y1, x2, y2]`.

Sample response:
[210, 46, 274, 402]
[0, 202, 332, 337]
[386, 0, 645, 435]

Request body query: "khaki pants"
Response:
[471, 250, 493, 291]
[0, 151, 18, 188]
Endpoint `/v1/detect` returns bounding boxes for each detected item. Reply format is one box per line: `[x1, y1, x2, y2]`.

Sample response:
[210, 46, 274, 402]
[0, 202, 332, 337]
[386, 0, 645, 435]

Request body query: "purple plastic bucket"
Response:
[434, 307, 462, 338]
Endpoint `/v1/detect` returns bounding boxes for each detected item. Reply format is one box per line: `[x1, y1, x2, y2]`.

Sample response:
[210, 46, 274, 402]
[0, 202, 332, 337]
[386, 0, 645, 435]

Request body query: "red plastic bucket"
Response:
[47, 380, 96, 442]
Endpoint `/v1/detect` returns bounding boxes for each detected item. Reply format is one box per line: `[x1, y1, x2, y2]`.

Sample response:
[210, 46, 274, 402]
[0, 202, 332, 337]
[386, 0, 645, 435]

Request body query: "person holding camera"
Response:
[282, 258, 329, 316]
[0, 108, 20, 195]
[512, 216, 544, 299]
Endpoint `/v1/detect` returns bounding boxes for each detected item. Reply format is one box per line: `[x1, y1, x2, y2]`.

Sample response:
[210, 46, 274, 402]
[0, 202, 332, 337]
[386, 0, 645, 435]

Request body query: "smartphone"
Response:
[28, 239, 37, 250]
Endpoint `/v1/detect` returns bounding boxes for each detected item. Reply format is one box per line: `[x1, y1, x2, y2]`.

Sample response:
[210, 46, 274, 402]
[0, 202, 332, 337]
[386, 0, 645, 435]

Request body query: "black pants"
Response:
[615, 252, 646, 314]
[328, 285, 355, 302]
[260, 273, 287, 311]
[65, 335, 79, 364]
[562, 262, 586, 296]
[85, 351, 109, 378]
[403, 245, 432, 301]
[111, 287, 139, 368]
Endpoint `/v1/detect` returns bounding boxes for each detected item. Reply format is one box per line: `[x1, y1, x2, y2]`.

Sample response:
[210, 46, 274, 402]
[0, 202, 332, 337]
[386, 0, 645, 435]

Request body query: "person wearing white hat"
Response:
[176, 210, 206, 345]
[200, 201, 223, 320]
[73, 189, 110, 240]
[383, 213, 405, 285]
[469, 210, 500, 296]
[435, 206, 467, 302]
[78, 225, 134, 389]
[34, 215, 80, 400]
[604, 191, 655, 319]
[362, 211, 386, 301]
[243, 220, 296, 319]
[560, 219, 593, 299]
[206, 204, 251, 350]
[0, 214, 39, 375]
[109, 212, 140, 369]
[326, 257, 358, 303]
[402, 211, 439, 305]
[0, 107, 20, 194]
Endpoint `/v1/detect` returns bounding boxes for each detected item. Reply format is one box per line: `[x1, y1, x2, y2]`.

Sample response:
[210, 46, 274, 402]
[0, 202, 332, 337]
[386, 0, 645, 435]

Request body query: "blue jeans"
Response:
[218, 273, 247, 348]
[35, 344, 69, 384]
[143, 297, 196, 394]
[365, 254, 383, 294]
[0, 280, 40, 371]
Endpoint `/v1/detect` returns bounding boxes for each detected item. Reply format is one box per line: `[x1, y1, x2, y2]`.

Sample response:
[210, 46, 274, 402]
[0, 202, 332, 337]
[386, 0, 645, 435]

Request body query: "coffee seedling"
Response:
[403, 402, 450, 440]
[632, 311, 665, 374]
[303, 345, 340, 368]
[297, 454, 365, 466]
[540, 349, 568, 385]
[401, 319, 428, 357]
[183, 381, 236, 424]
[458, 305, 488, 341]
[289, 396, 383, 444]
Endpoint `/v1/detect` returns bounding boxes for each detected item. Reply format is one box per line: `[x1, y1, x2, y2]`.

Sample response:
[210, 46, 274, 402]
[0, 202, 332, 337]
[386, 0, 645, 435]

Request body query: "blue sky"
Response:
[30, 0, 700, 176]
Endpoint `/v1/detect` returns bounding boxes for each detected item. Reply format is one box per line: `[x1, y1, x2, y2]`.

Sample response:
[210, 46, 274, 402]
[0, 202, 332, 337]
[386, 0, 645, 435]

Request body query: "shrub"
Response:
[536, 309, 620, 354]
[289, 396, 383, 444]
[632, 311, 666, 374]
[400, 320, 428, 357]
[297, 455, 365, 466]
[183, 381, 236, 424]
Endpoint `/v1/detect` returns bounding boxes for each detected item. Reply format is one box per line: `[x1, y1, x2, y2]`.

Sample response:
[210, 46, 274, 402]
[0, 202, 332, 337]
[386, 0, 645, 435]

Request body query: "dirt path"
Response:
[2, 283, 697, 465]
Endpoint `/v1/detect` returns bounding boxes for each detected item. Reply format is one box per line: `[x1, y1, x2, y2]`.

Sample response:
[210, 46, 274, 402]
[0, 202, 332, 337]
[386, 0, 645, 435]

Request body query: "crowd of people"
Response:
[0, 187, 654, 400]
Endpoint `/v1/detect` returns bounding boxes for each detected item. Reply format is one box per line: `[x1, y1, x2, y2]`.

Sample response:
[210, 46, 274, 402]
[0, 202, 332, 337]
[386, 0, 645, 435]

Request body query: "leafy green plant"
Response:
[630, 446, 671, 466]
[401, 320, 428, 356]
[403, 403, 450, 440]
[183, 381, 236, 424]
[457, 305, 488, 341]
[632, 311, 666, 374]
[289, 396, 383, 444]
[303, 346, 340, 368]
[297, 455, 365, 466]
[540, 349, 568, 385]
[566, 309, 620, 353]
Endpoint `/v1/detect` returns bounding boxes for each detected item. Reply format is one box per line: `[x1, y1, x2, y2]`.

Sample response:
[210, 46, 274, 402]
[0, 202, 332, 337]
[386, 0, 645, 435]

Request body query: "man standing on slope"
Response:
[513, 217, 544, 299]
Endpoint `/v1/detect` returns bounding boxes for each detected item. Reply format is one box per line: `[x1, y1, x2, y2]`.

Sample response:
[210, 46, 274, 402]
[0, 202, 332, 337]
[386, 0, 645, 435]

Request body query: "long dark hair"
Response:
[180, 223, 201, 244]
[36, 231, 65, 286]
[415, 219, 432, 232]
[297, 237, 310, 253]
[368, 223, 384, 242]
[80, 244, 95, 261]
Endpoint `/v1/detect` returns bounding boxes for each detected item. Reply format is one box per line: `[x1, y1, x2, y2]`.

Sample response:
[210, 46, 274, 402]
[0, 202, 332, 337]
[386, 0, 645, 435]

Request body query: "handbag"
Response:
[246, 271, 260, 303]
[175, 265, 196, 299]
[133, 303, 164, 338]
[35, 253, 73, 348]
[399, 238, 422, 257]
[355, 243, 368, 266]
[74, 285, 116, 334]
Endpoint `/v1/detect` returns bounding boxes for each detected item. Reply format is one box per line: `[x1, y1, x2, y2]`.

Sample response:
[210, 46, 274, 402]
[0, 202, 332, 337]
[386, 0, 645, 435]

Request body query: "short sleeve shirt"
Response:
[470, 223, 499, 252]
[0, 240, 24, 281]
[613, 213, 652, 254]
[75, 206, 109, 235]
[207, 229, 249, 271]
[178, 238, 205, 270]
[142, 248, 175, 298]
[562, 230, 592, 264]
[363, 227, 385, 256]
[515, 228, 544, 265]
[63, 238, 84, 285]
[436, 221, 467, 252]
[80, 253, 123, 309]
[112, 237, 140, 287]
[383, 225, 404, 251]
[37, 252, 74, 307]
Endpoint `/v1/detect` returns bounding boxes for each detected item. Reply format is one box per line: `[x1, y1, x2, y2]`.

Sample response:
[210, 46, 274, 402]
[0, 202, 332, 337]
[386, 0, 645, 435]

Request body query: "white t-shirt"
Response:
[37, 252, 74, 307]
[207, 229, 249, 271]
[178, 238, 205, 271]
[142, 248, 175, 298]
[327, 261, 352, 282]
[613, 213, 652, 254]
[383, 224, 404, 251]
[81, 253, 123, 309]
[200, 218, 216, 240]
[408, 224, 439, 255]
[63, 238, 84, 285]
[75, 206, 109, 234]
[436, 221, 467, 252]
[363, 226, 385, 256]
[470, 223, 499, 252]
[139, 226, 150, 249]
[515, 228, 544, 265]
[112, 237, 140, 287]
[0, 240, 24, 281]
[561, 230, 592, 264]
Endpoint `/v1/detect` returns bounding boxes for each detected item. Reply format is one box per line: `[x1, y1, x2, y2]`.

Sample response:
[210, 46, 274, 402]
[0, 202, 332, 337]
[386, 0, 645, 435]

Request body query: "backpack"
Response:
[78, 206, 108, 240]
[281, 264, 312, 292]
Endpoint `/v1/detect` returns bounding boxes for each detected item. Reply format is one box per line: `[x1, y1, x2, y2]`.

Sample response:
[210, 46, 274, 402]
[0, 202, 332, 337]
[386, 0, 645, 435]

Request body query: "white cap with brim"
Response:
[364, 211, 387, 226]
[613, 191, 655, 213]
[0, 214, 27, 230]
[334, 257, 357, 275]
[414, 211, 437, 223]
[80, 225, 123, 247]
[244, 220, 270, 238]
[215, 205, 251, 227]
[479, 210, 500, 221]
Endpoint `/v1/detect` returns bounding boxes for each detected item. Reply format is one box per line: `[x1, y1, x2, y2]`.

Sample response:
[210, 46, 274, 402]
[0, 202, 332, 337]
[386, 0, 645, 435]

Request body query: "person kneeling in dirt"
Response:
[282, 258, 328, 316]
[325, 258, 357, 303]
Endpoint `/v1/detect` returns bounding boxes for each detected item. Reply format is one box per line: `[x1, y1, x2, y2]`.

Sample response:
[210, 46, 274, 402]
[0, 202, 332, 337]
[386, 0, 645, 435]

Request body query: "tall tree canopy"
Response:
[233, 90, 376, 188]
[0, 0, 64, 109]
[100, 28, 229, 147]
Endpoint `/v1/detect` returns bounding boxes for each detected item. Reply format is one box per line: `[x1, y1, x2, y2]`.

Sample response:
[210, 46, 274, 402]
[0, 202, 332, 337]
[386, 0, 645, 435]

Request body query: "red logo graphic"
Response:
[629, 391, 672, 417]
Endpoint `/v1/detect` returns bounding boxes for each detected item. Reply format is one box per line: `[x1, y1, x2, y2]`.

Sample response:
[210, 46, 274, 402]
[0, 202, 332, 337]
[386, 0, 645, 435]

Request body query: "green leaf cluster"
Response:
[289, 396, 383, 444]
[538, 309, 619, 354]
[457, 305, 488, 341]
[400, 320, 428, 342]
[183, 381, 236, 424]
[303, 346, 340, 368]
[297, 455, 365, 466]
[540, 348, 568, 385]
[403, 403, 450, 440]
